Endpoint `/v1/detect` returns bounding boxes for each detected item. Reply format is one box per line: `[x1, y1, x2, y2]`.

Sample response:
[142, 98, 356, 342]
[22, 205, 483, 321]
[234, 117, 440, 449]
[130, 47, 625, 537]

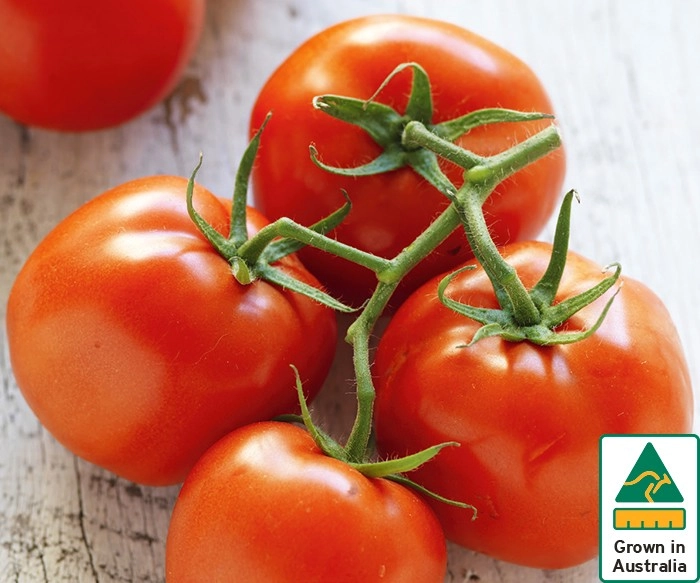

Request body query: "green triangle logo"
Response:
[616, 442, 684, 503]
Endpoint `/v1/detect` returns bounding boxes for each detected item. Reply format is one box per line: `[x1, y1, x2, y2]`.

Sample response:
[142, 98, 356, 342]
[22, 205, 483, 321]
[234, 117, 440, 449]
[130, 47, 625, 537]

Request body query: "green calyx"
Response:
[280, 366, 475, 514]
[439, 190, 622, 345]
[311, 62, 554, 199]
[185, 114, 356, 313]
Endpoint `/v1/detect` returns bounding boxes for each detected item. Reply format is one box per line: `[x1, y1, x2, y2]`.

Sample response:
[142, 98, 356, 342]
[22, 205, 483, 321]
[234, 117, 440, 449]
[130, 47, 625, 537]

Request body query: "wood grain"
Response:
[1, 1, 698, 581]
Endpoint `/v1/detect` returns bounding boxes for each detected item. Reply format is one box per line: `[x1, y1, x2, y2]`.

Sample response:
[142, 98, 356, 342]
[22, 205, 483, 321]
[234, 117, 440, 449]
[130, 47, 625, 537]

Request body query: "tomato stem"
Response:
[455, 180, 541, 326]
[341, 124, 563, 459]
[250, 61, 620, 513]
[465, 124, 563, 197]
[402, 120, 484, 176]
[240, 216, 392, 277]
[343, 281, 397, 462]
[190, 63, 589, 497]
[405, 118, 622, 343]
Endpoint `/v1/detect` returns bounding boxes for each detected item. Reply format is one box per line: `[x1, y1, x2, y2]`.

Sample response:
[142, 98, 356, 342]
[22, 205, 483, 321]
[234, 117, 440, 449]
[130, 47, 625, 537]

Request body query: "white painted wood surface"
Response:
[1, 0, 698, 581]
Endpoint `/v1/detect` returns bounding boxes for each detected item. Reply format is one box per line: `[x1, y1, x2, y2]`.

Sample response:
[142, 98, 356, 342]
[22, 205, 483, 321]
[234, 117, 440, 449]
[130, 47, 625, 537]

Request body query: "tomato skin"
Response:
[373, 241, 693, 569]
[0, 0, 205, 131]
[250, 14, 566, 307]
[165, 421, 447, 582]
[6, 177, 336, 485]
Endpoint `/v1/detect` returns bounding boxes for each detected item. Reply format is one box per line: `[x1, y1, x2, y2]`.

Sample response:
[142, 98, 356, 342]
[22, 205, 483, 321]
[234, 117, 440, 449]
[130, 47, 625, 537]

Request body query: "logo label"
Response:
[600, 434, 698, 582]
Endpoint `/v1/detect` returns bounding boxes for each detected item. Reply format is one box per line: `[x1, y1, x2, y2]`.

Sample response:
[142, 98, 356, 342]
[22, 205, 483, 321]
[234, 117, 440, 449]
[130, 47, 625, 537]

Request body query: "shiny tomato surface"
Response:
[6, 176, 336, 485]
[0, 0, 205, 130]
[166, 422, 448, 582]
[374, 242, 693, 568]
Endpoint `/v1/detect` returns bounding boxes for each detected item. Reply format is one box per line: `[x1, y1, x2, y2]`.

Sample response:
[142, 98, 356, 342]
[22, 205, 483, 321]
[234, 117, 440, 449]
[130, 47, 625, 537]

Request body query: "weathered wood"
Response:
[1, 1, 698, 581]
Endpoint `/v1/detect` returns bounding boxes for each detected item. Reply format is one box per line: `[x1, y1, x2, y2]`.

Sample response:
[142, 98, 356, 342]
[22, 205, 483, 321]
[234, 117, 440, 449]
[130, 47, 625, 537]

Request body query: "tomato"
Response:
[6, 176, 336, 485]
[250, 14, 566, 307]
[165, 421, 447, 582]
[0, 0, 205, 131]
[373, 241, 693, 569]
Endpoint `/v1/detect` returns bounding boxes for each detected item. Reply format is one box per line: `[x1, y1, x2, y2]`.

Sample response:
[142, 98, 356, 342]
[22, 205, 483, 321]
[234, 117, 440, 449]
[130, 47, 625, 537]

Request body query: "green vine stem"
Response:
[232, 120, 563, 464]
[340, 125, 562, 461]
[235, 106, 564, 472]
[188, 61, 620, 510]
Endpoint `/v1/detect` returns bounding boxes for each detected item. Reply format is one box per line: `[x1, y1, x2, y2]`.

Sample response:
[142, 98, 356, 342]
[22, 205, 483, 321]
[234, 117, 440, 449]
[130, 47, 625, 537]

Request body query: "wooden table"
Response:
[1, 1, 698, 581]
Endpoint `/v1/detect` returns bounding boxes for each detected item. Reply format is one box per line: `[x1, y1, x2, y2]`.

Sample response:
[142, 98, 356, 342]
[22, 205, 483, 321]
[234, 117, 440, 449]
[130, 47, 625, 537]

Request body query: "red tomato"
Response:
[373, 241, 693, 569]
[0, 0, 205, 131]
[6, 176, 336, 485]
[165, 421, 447, 582]
[250, 14, 566, 307]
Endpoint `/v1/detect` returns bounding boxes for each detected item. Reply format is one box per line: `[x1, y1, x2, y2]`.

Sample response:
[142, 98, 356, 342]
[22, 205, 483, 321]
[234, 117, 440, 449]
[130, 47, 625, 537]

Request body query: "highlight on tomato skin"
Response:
[0, 0, 206, 131]
[249, 13, 566, 308]
[165, 421, 449, 583]
[373, 241, 694, 570]
[5, 176, 337, 486]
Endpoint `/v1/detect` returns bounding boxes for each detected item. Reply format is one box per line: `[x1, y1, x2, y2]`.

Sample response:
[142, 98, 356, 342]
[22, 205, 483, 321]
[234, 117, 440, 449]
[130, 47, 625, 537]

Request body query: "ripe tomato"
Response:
[373, 241, 693, 569]
[0, 0, 205, 131]
[6, 176, 336, 485]
[165, 421, 447, 582]
[250, 14, 565, 306]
